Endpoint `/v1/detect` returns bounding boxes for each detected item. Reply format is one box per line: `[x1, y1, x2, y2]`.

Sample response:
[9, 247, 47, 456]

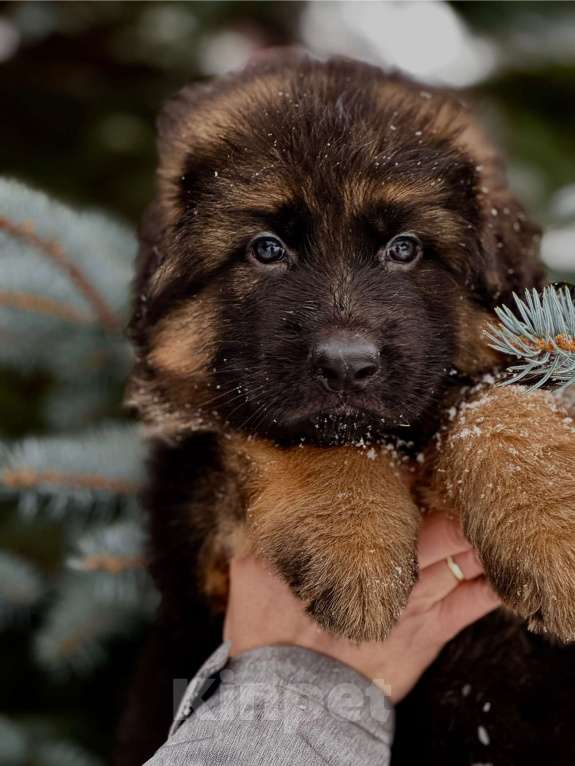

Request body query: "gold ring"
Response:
[446, 555, 465, 582]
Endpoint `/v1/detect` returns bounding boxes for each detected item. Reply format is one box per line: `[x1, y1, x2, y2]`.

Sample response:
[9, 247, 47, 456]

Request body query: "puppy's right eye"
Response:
[248, 235, 288, 266]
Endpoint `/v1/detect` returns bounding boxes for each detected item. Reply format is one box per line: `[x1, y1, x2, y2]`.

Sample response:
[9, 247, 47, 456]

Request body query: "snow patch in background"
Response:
[200, 29, 257, 76]
[542, 225, 575, 273]
[300, 0, 498, 87]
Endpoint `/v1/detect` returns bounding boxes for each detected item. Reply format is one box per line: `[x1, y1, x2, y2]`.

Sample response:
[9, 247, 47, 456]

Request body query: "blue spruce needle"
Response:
[486, 284, 575, 390]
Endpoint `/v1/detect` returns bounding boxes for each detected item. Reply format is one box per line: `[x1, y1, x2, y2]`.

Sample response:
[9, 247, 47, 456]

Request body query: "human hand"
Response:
[224, 513, 501, 703]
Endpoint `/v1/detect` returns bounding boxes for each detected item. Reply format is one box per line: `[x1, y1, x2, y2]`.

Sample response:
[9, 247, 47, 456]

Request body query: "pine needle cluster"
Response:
[487, 285, 575, 390]
[0, 179, 154, 692]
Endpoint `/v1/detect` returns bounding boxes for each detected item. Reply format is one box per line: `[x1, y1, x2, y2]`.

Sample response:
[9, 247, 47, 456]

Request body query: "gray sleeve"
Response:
[145, 643, 394, 766]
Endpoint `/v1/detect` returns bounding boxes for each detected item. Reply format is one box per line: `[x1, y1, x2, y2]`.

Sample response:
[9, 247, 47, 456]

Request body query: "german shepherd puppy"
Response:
[121, 54, 575, 765]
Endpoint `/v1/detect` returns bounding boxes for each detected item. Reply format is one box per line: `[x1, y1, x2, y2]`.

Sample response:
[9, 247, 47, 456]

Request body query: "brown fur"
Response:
[232, 436, 419, 640]
[119, 53, 575, 766]
[426, 384, 575, 641]
[199, 379, 575, 644]
[453, 298, 502, 375]
[126, 54, 563, 644]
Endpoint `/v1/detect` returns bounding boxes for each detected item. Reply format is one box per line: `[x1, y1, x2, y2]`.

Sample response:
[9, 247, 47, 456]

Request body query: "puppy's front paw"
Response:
[432, 385, 575, 643]
[469, 510, 575, 642]
[241, 441, 421, 642]
[274, 539, 418, 642]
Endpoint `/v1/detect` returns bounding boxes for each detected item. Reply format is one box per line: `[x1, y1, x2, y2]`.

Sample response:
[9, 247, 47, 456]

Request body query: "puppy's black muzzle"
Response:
[311, 330, 380, 393]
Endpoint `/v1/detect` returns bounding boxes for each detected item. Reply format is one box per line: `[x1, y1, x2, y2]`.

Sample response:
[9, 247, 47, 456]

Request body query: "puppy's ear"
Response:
[478, 173, 544, 304]
[129, 80, 219, 342]
[457, 119, 545, 304]
[156, 80, 216, 160]
[156, 47, 309, 152]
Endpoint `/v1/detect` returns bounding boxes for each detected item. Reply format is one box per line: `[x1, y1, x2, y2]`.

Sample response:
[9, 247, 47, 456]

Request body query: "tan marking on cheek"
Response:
[454, 297, 502, 375]
[129, 293, 223, 438]
[199, 538, 230, 612]
[149, 294, 218, 380]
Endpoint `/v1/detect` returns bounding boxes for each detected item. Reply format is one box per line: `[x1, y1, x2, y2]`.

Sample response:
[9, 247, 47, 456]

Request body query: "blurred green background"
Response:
[0, 1, 574, 763]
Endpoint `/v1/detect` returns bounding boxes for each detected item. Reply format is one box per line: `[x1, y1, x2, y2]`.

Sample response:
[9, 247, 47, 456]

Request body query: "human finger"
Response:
[417, 512, 471, 569]
[434, 576, 502, 642]
[413, 549, 484, 608]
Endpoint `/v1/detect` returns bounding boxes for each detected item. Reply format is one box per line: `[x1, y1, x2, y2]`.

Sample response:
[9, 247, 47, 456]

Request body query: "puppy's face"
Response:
[129, 57, 543, 445]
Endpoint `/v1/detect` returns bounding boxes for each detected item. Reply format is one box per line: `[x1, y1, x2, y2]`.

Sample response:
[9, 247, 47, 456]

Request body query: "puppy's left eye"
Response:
[381, 233, 423, 268]
[248, 234, 288, 266]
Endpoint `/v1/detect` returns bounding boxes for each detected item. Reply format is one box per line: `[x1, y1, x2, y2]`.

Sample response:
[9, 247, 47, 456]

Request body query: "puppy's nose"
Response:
[311, 332, 380, 392]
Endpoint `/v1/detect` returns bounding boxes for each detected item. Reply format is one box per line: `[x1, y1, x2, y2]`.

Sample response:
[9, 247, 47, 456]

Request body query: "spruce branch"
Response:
[0, 181, 150, 696]
[67, 521, 146, 574]
[43, 376, 129, 431]
[0, 716, 28, 765]
[3, 469, 140, 495]
[34, 578, 146, 675]
[0, 178, 136, 333]
[0, 289, 92, 324]
[65, 520, 153, 606]
[486, 285, 575, 390]
[0, 180, 136, 389]
[0, 243, 102, 332]
[0, 551, 45, 623]
[36, 740, 103, 766]
[0, 214, 120, 332]
[0, 716, 103, 766]
[0, 426, 145, 518]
